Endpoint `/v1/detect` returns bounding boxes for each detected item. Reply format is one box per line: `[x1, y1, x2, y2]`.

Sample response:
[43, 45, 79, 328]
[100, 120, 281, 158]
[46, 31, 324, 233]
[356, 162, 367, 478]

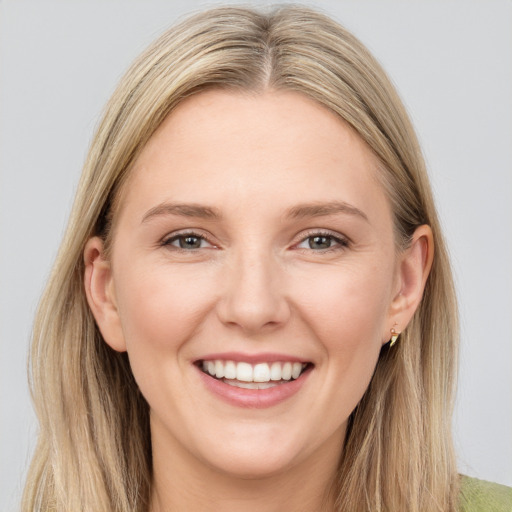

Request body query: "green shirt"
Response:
[460, 476, 512, 511]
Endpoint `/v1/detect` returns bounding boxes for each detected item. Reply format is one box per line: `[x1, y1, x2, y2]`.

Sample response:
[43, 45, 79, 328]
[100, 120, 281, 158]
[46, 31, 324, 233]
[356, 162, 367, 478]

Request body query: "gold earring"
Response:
[390, 326, 400, 347]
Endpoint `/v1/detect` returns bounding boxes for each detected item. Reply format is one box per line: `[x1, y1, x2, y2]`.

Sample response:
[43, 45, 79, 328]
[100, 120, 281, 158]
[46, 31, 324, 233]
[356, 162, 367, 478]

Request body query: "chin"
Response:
[192, 423, 328, 481]
[202, 449, 302, 480]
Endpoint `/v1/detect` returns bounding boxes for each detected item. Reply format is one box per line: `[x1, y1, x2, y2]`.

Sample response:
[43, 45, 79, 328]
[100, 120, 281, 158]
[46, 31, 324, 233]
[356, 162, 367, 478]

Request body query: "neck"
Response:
[149, 425, 342, 512]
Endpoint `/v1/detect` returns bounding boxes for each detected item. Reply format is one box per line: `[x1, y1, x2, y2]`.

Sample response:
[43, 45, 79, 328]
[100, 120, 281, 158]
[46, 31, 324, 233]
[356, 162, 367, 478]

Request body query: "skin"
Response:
[84, 90, 433, 512]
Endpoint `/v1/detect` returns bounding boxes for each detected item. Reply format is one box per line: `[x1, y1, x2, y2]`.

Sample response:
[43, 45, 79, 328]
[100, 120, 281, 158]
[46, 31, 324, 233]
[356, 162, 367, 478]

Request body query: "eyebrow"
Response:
[141, 202, 222, 223]
[141, 200, 368, 224]
[285, 201, 369, 222]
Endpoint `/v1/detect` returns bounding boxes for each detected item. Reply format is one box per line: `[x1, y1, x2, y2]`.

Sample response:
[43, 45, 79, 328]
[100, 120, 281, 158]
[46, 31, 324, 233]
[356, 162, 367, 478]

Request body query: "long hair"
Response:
[22, 5, 459, 511]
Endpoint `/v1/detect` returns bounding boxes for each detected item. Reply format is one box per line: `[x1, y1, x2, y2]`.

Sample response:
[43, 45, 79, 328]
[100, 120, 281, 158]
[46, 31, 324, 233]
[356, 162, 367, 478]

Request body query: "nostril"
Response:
[215, 273, 291, 333]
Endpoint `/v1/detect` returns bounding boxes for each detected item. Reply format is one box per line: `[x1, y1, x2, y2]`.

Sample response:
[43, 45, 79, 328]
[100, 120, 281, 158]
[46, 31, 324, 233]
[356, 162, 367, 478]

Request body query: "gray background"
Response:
[1, 1, 511, 509]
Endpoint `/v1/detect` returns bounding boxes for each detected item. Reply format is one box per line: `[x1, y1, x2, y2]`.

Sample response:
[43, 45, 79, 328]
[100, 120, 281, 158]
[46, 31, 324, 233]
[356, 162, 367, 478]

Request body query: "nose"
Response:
[216, 249, 291, 335]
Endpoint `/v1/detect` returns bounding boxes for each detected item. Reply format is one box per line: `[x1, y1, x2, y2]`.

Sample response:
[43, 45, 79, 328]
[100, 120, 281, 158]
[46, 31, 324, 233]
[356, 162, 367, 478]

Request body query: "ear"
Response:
[385, 225, 434, 342]
[84, 237, 127, 352]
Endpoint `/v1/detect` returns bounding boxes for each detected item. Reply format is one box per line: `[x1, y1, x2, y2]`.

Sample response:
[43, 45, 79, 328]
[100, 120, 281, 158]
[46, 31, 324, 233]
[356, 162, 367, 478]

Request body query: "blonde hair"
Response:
[23, 5, 459, 512]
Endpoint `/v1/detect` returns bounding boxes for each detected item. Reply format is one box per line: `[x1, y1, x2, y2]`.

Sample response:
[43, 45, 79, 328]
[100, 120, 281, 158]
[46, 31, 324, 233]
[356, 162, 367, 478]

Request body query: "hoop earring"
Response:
[389, 327, 400, 347]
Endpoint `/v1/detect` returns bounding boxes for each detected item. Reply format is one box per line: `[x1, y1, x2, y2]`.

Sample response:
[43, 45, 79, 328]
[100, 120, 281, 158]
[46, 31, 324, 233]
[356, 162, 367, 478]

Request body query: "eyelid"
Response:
[158, 228, 349, 251]
[160, 229, 217, 249]
[293, 229, 350, 251]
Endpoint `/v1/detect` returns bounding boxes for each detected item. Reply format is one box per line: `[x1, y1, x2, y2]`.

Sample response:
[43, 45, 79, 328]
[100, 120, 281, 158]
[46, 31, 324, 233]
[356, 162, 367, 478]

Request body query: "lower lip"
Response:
[195, 365, 312, 409]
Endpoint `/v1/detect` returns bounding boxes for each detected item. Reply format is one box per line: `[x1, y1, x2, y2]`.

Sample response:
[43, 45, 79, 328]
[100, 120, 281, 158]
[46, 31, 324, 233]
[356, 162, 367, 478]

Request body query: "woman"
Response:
[21, 5, 511, 512]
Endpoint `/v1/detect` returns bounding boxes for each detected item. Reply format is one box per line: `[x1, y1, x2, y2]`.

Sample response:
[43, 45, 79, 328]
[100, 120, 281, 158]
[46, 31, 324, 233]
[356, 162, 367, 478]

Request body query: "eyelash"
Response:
[161, 229, 349, 254]
[294, 230, 349, 253]
[161, 231, 214, 251]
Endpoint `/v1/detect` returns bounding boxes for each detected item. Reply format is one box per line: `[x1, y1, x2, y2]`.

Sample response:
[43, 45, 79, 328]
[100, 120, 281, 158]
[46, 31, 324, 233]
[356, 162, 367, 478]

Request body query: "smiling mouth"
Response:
[197, 360, 312, 390]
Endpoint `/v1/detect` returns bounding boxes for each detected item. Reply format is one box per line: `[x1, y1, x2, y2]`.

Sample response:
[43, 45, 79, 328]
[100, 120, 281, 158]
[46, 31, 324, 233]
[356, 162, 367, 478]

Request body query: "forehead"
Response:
[117, 89, 391, 228]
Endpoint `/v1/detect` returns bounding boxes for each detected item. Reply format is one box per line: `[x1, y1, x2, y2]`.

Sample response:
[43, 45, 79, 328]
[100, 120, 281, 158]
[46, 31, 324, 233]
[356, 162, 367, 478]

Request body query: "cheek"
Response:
[293, 261, 393, 351]
[113, 262, 218, 354]
[111, 262, 222, 412]
[304, 269, 391, 407]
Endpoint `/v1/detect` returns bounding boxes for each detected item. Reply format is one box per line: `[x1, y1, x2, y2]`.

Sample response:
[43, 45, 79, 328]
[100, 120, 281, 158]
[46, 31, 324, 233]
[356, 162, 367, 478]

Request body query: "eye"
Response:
[295, 232, 348, 251]
[162, 233, 213, 250]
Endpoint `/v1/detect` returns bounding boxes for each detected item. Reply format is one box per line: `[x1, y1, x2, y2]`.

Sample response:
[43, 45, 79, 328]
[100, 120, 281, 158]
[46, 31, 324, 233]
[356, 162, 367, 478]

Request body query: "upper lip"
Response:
[195, 352, 310, 364]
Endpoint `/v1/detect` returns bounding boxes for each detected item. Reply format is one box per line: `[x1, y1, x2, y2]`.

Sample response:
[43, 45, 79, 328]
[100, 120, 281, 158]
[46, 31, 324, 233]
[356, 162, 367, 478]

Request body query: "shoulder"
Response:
[459, 475, 512, 512]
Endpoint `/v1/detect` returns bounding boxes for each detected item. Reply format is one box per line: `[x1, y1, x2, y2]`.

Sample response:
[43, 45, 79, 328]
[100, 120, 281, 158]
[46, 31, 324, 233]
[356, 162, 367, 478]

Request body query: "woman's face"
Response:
[88, 90, 411, 479]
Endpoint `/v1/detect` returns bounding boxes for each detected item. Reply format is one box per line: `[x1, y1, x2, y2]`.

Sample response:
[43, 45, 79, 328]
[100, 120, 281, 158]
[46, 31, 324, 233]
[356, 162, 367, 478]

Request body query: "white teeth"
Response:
[292, 362, 302, 379]
[236, 362, 253, 382]
[254, 381, 277, 389]
[214, 360, 224, 379]
[253, 363, 270, 382]
[282, 362, 292, 380]
[224, 380, 280, 390]
[224, 361, 236, 379]
[270, 362, 282, 381]
[200, 359, 308, 383]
